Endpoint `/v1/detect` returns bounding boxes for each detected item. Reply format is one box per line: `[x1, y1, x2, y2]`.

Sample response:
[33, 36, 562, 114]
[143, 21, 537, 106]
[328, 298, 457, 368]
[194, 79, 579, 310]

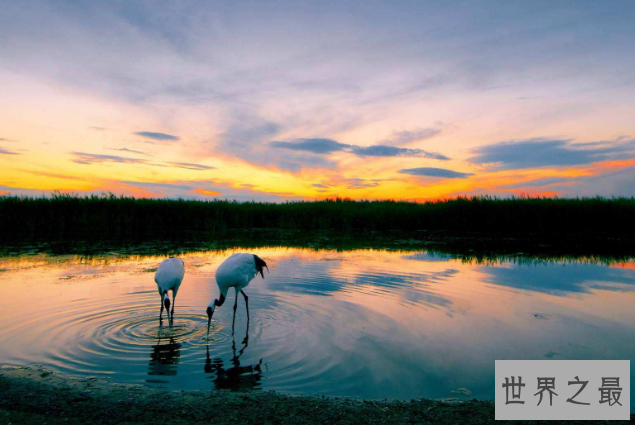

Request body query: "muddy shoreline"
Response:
[1, 366, 631, 424]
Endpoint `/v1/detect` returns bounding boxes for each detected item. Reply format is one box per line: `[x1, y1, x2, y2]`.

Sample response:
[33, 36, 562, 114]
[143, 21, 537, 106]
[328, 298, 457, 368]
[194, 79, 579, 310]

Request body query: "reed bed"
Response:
[1, 193, 634, 241]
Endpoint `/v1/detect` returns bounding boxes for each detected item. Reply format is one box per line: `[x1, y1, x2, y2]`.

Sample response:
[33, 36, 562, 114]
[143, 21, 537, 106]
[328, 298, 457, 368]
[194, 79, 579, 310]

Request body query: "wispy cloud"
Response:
[194, 189, 222, 196]
[312, 177, 393, 190]
[107, 147, 151, 156]
[90, 126, 105, 131]
[344, 178, 382, 189]
[0, 185, 44, 196]
[71, 152, 147, 165]
[470, 138, 635, 170]
[501, 177, 573, 189]
[24, 170, 85, 181]
[352, 145, 449, 160]
[382, 128, 441, 146]
[217, 111, 337, 172]
[556, 165, 635, 197]
[167, 162, 215, 170]
[270, 138, 449, 160]
[270, 139, 345, 154]
[0, 146, 20, 155]
[118, 179, 300, 202]
[399, 167, 473, 179]
[70, 152, 213, 171]
[121, 181, 194, 190]
[133, 131, 180, 141]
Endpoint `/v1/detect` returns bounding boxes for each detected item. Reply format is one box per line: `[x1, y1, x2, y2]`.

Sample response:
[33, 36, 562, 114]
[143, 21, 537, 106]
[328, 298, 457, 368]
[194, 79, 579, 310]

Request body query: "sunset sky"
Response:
[1, 0, 635, 201]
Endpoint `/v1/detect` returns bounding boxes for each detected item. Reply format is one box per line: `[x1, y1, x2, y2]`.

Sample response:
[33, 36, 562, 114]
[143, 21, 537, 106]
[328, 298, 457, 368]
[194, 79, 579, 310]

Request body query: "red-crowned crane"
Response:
[207, 253, 268, 333]
[154, 257, 185, 323]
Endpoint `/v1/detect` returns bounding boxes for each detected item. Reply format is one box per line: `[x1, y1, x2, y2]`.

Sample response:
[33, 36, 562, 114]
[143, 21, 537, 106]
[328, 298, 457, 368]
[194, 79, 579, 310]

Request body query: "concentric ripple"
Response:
[101, 314, 208, 342]
[0, 276, 245, 383]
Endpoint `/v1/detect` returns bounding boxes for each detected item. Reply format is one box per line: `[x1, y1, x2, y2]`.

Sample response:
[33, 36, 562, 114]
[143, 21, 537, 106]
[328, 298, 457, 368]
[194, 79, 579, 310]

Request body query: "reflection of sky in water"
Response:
[0, 248, 633, 407]
[479, 262, 635, 295]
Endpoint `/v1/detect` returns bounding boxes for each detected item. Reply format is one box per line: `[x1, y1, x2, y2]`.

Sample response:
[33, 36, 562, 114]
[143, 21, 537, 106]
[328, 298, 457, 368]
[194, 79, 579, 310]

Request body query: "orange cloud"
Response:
[194, 189, 222, 196]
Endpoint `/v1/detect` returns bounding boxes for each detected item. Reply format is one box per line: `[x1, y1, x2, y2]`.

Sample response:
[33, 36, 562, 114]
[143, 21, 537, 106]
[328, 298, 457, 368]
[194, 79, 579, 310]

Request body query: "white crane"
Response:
[207, 253, 268, 332]
[154, 257, 185, 323]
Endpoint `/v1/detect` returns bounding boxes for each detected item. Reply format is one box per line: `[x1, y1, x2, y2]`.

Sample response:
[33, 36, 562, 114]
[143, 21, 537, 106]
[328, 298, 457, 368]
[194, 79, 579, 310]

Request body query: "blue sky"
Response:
[1, 1, 634, 200]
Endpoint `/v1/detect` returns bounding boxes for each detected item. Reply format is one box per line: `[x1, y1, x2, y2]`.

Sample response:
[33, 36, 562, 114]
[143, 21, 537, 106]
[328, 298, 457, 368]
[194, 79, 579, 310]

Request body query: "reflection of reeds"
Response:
[1, 194, 635, 242]
[0, 245, 633, 271]
[416, 250, 635, 267]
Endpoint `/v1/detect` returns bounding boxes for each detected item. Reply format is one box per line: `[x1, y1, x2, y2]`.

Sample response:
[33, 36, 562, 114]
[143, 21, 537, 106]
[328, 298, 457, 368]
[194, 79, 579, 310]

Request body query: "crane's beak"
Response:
[207, 306, 213, 334]
[260, 265, 269, 279]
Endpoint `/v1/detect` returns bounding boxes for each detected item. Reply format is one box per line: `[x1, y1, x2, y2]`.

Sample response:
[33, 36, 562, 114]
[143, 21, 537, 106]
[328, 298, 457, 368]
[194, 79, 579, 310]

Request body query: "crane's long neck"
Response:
[207, 289, 227, 330]
[208, 286, 228, 311]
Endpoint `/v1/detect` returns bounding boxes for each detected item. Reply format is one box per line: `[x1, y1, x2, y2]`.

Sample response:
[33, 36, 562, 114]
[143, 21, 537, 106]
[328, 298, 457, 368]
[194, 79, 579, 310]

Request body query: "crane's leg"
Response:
[241, 290, 250, 325]
[159, 296, 165, 322]
[232, 289, 239, 335]
[170, 292, 176, 324]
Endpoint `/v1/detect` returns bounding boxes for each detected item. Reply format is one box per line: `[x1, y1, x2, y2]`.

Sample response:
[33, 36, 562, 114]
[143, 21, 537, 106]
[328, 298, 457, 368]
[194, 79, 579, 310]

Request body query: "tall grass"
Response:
[1, 193, 634, 242]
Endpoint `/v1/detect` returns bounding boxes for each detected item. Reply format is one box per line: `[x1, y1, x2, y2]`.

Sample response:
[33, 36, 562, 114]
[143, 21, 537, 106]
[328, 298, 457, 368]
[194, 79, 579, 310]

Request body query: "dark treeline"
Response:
[1, 194, 635, 243]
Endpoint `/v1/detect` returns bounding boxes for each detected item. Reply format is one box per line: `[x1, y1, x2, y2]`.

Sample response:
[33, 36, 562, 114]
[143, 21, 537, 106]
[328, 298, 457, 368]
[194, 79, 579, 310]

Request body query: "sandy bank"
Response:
[0, 365, 630, 424]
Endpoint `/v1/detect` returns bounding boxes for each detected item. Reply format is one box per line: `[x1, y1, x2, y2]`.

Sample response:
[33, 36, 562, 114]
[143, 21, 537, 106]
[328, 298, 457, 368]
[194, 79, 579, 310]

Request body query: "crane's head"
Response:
[163, 292, 171, 319]
[206, 293, 225, 333]
[254, 255, 269, 279]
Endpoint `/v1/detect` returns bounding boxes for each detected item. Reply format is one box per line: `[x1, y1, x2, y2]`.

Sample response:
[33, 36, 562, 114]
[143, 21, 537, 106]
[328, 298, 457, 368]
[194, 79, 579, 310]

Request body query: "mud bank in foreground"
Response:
[0, 366, 631, 424]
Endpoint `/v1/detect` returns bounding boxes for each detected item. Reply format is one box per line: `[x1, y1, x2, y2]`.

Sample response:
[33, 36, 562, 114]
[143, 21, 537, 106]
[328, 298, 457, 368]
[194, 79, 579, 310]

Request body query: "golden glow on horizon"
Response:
[2, 148, 634, 200]
[1, 71, 634, 201]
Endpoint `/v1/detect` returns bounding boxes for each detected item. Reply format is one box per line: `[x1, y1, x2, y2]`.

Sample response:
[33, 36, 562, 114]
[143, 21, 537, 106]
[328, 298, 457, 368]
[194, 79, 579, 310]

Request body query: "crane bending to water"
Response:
[154, 257, 185, 323]
[207, 253, 268, 332]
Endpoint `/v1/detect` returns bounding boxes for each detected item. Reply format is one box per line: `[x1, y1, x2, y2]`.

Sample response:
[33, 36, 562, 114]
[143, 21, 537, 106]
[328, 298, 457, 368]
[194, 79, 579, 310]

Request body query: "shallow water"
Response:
[0, 247, 633, 403]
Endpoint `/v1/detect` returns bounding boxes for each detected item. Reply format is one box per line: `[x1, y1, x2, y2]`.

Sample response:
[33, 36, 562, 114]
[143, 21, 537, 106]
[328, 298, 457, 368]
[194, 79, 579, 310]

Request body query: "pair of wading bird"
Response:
[154, 253, 268, 331]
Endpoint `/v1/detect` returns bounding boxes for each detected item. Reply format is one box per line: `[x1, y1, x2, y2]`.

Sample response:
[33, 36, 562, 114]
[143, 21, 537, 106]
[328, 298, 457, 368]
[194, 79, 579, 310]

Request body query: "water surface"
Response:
[0, 247, 633, 403]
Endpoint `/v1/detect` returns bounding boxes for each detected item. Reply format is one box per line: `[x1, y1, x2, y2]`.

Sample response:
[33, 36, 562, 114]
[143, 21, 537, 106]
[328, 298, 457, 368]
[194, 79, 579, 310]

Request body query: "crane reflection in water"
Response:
[205, 325, 264, 391]
[147, 336, 182, 382]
